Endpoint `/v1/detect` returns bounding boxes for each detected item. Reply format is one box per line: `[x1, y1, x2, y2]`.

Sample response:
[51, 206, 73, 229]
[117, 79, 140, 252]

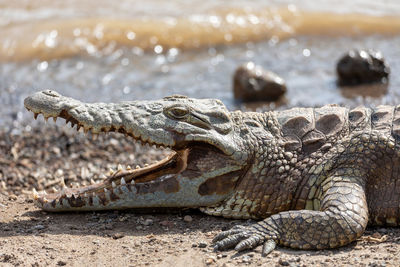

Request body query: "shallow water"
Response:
[1, 0, 400, 131]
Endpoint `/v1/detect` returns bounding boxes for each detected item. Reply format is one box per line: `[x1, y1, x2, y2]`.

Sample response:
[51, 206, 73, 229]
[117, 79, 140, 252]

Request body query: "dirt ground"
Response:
[1, 126, 400, 267]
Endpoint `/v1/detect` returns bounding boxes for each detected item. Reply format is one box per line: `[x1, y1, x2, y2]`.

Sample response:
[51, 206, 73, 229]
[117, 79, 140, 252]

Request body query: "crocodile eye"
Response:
[166, 105, 189, 119]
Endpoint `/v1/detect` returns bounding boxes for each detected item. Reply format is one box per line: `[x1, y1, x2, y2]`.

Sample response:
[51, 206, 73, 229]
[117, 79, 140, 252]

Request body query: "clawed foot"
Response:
[212, 225, 277, 256]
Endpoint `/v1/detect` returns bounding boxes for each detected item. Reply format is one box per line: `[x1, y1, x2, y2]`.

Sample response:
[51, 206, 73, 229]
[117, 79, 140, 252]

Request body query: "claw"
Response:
[234, 234, 264, 252]
[214, 233, 249, 251]
[262, 240, 276, 256]
[212, 228, 244, 243]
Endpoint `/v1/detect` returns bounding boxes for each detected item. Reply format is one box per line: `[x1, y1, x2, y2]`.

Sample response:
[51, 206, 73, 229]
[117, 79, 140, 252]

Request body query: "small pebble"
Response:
[57, 261, 67, 266]
[372, 232, 382, 239]
[242, 255, 251, 263]
[278, 258, 290, 266]
[33, 224, 45, 230]
[159, 220, 171, 226]
[112, 233, 124, 239]
[142, 219, 154, 226]
[183, 215, 193, 222]
[205, 258, 215, 265]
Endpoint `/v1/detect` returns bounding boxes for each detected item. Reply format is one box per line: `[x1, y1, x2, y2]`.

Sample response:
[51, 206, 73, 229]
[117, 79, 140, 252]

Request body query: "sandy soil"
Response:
[1, 126, 400, 267]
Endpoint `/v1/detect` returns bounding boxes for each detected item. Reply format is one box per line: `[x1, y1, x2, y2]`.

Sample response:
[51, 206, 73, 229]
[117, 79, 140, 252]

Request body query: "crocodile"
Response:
[24, 90, 400, 255]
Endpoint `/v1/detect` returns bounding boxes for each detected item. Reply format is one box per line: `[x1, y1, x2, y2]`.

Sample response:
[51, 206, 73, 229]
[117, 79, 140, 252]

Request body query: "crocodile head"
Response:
[24, 90, 250, 211]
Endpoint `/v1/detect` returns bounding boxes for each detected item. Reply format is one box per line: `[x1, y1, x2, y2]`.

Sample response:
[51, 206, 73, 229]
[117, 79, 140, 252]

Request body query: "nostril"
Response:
[42, 90, 60, 97]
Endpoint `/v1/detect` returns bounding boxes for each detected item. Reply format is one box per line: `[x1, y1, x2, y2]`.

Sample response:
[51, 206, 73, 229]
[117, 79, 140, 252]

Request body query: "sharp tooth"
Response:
[100, 173, 107, 179]
[112, 182, 116, 188]
[108, 168, 115, 176]
[61, 178, 66, 188]
[52, 187, 58, 192]
[59, 188, 66, 196]
[41, 190, 47, 195]
[90, 179, 96, 185]
[127, 165, 132, 170]
[121, 178, 126, 185]
[43, 197, 49, 203]
[136, 165, 140, 169]
[84, 192, 88, 197]
[104, 188, 108, 193]
[144, 163, 149, 167]
[32, 188, 39, 199]
[34, 113, 39, 120]
[130, 180, 135, 185]
[117, 164, 123, 171]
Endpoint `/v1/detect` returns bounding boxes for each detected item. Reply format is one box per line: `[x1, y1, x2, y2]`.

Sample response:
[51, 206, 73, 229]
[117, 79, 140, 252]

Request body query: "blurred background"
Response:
[1, 0, 400, 131]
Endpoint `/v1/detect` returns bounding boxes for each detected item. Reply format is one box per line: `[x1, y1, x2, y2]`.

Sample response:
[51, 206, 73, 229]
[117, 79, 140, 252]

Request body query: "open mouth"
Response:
[26, 107, 191, 207]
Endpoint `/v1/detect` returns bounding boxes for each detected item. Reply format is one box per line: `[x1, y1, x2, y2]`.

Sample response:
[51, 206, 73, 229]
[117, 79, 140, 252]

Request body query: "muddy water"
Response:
[1, 0, 400, 131]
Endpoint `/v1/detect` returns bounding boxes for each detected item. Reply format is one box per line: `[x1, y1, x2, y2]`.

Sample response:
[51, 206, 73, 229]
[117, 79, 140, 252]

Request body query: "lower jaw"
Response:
[34, 149, 190, 211]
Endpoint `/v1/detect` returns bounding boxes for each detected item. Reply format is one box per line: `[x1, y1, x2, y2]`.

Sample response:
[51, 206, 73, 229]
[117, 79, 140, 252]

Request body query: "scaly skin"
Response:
[24, 90, 400, 255]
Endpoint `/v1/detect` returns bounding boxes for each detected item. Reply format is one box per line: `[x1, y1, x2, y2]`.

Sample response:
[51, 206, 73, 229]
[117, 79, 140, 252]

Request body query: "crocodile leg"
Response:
[213, 175, 369, 255]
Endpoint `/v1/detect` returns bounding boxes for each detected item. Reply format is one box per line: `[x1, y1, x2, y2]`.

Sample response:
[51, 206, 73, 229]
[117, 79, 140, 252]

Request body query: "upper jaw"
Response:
[24, 90, 175, 147]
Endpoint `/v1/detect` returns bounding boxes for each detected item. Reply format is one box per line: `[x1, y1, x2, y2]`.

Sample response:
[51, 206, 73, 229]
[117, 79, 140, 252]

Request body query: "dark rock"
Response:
[198, 242, 207, 248]
[336, 49, 390, 86]
[278, 258, 290, 266]
[233, 62, 287, 102]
